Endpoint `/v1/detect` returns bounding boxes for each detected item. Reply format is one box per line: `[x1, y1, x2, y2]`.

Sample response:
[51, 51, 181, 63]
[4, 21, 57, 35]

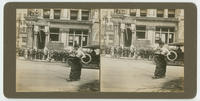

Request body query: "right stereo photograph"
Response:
[100, 8, 184, 92]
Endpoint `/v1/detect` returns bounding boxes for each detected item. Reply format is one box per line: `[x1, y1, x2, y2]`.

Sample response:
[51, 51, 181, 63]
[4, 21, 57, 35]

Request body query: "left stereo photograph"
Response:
[16, 9, 100, 92]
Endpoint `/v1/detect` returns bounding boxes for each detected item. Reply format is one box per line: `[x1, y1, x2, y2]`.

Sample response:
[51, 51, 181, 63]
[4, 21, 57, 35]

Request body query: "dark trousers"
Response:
[68, 57, 82, 81]
[154, 54, 167, 77]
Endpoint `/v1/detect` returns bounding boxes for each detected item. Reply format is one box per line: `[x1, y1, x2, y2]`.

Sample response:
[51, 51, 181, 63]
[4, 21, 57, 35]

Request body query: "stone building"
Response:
[100, 9, 184, 49]
[16, 8, 184, 50]
[16, 9, 28, 49]
[17, 9, 100, 50]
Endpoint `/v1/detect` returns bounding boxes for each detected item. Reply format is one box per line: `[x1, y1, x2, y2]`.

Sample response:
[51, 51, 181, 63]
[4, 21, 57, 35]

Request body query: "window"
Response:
[168, 9, 175, 18]
[136, 26, 146, 39]
[140, 9, 147, 17]
[50, 28, 59, 41]
[155, 27, 175, 43]
[43, 9, 50, 18]
[130, 9, 137, 16]
[82, 10, 90, 20]
[114, 9, 126, 14]
[54, 10, 61, 19]
[70, 10, 78, 20]
[157, 9, 164, 17]
[69, 29, 89, 46]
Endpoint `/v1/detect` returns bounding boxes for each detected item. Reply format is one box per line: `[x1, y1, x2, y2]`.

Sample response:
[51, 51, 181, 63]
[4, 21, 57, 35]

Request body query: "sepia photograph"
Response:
[16, 8, 184, 93]
[100, 9, 184, 92]
[16, 8, 100, 92]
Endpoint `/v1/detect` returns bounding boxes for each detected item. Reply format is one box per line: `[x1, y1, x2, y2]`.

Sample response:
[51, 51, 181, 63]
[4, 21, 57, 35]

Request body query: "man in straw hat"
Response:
[152, 39, 170, 79]
[66, 41, 85, 81]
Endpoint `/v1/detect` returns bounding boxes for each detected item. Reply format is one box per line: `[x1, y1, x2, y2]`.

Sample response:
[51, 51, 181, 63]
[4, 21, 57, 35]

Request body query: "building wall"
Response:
[16, 8, 184, 50]
[22, 9, 100, 50]
[101, 9, 184, 49]
[16, 9, 28, 49]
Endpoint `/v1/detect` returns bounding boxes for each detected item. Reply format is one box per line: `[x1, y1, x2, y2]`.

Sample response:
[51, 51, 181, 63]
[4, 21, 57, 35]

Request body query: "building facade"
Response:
[16, 8, 184, 50]
[100, 9, 184, 49]
[17, 9, 100, 50]
[16, 9, 28, 49]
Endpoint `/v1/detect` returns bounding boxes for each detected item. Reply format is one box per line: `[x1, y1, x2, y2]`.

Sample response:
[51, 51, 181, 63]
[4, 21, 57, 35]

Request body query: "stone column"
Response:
[164, 9, 168, 18]
[26, 25, 34, 49]
[78, 9, 82, 21]
[131, 24, 136, 46]
[120, 23, 125, 47]
[50, 9, 54, 19]
[65, 29, 69, 48]
[33, 25, 39, 49]
[174, 26, 178, 42]
[67, 9, 70, 20]
[88, 29, 92, 45]
[44, 26, 49, 48]
[136, 9, 140, 17]
[113, 25, 118, 46]
[33, 32, 38, 49]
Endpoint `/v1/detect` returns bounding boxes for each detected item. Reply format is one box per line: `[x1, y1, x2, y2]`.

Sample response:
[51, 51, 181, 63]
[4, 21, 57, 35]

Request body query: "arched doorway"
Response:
[37, 30, 46, 49]
[124, 28, 132, 47]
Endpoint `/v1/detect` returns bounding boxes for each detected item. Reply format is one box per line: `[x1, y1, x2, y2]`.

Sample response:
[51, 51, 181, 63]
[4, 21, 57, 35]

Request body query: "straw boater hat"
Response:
[74, 42, 79, 48]
[158, 38, 164, 45]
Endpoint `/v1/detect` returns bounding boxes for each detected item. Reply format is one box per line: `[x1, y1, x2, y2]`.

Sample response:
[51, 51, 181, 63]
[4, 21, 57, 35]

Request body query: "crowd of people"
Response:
[102, 46, 155, 60]
[17, 48, 72, 62]
[17, 47, 100, 63]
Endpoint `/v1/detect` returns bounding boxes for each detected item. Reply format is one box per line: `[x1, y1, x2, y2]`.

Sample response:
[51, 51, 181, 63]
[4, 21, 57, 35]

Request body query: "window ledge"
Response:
[136, 39, 148, 40]
[49, 41, 62, 43]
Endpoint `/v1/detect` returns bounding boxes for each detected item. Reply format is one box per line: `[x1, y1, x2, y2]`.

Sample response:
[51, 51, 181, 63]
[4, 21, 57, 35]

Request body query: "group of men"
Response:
[104, 46, 156, 60]
[17, 48, 70, 62]
[104, 46, 136, 58]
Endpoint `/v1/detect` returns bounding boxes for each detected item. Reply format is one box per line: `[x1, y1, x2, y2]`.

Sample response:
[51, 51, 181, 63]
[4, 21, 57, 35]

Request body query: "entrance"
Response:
[124, 28, 132, 47]
[37, 30, 46, 49]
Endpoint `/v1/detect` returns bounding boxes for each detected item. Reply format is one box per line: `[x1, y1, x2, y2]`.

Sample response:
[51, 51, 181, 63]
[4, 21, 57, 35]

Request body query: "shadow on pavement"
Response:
[78, 80, 100, 92]
[159, 77, 184, 92]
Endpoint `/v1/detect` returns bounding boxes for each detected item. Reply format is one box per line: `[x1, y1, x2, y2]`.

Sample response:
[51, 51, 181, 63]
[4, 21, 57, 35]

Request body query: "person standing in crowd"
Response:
[110, 46, 114, 58]
[32, 49, 36, 60]
[90, 48, 96, 63]
[152, 40, 170, 79]
[114, 47, 118, 58]
[29, 48, 32, 60]
[27, 48, 30, 60]
[36, 49, 39, 59]
[118, 46, 122, 58]
[130, 45, 135, 58]
[67, 43, 86, 82]
[24, 48, 28, 60]
[48, 50, 54, 62]
[43, 47, 48, 60]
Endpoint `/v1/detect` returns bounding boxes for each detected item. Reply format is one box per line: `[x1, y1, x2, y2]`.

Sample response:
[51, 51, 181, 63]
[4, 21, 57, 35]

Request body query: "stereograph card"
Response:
[3, 2, 197, 98]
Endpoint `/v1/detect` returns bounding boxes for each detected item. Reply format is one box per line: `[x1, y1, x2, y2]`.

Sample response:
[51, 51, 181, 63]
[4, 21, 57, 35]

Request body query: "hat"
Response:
[74, 42, 79, 48]
[158, 38, 164, 45]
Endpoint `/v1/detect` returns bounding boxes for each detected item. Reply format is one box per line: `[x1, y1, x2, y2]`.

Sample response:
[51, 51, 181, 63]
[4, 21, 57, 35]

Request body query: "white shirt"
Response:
[155, 45, 170, 55]
[76, 48, 86, 58]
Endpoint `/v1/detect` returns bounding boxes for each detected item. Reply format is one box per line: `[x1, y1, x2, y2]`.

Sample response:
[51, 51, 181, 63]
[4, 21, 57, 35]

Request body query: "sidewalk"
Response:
[101, 57, 184, 92]
[16, 59, 99, 92]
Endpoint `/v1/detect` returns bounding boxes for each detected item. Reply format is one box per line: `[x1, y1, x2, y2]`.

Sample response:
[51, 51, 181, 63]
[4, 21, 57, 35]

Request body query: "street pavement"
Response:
[101, 57, 184, 92]
[16, 58, 99, 92]
[16, 57, 184, 92]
